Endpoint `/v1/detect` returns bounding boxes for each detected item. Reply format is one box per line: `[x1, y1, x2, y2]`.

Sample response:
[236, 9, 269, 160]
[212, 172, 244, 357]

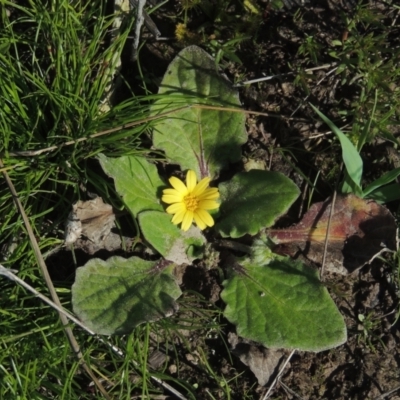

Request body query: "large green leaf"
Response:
[151, 45, 247, 179]
[221, 249, 347, 351]
[139, 210, 205, 263]
[72, 256, 182, 335]
[216, 170, 300, 238]
[98, 153, 164, 216]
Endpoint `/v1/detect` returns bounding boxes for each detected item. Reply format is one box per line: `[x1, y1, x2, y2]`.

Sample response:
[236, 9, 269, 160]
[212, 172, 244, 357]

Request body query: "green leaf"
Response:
[72, 256, 182, 335]
[366, 183, 400, 203]
[221, 253, 347, 351]
[139, 210, 206, 263]
[309, 104, 363, 196]
[151, 45, 247, 179]
[216, 170, 300, 238]
[362, 167, 400, 197]
[98, 153, 164, 216]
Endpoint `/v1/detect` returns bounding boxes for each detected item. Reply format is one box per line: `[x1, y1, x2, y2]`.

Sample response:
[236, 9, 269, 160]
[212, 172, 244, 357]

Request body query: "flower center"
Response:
[184, 194, 198, 211]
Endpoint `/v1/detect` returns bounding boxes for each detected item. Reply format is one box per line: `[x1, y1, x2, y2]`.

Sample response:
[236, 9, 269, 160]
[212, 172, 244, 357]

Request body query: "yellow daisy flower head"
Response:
[162, 170, 220, 231]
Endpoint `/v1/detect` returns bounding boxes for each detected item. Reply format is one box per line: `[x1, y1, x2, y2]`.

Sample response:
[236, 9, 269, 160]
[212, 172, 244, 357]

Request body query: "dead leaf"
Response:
[228, 332, 285, 386]
[269, 194, 396, 274]
[64, 206, 82, 245]
[64, 197, 115, 246]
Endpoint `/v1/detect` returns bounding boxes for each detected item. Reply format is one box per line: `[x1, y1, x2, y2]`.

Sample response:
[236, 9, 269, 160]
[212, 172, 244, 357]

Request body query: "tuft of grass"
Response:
[0, 0, 178, 398]
[0, 0, 157, 263]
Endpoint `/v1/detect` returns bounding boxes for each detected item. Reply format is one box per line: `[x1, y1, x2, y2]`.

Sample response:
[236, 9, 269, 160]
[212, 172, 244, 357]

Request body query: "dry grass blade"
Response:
[319, 189, 338, 281]
[0, 159, 112, 400]
[261, 349, 296, 399]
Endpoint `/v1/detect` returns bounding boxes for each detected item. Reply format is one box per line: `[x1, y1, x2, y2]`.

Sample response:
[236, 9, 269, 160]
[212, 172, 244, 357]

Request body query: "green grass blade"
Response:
[362, 167, 400, 198]
[310, 103, 363, 195]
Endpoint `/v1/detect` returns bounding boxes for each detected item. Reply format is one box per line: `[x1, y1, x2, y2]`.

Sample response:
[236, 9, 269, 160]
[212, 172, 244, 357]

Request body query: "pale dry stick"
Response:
[129, 0, 161, 38]
[366, 247, 395, 266]
[0, 265, 189, 400]
[297, 179, 309, 219]
[319, 189, 338, 281]
[5, 106, 190, 157]
[374, 385, 400, 400]
[4, 105, 308, 159]
[131, 0, 146, 62]
[290, 65, 338, 118]
[261, 349, 296, 400]
[391, 7, 400, 27]
[306, 123, 351, 141]
[279, 381, 305, 399]
[234, 63, 337, 87]
[0, 265, 96, 333]
[0, 160, 112, 400]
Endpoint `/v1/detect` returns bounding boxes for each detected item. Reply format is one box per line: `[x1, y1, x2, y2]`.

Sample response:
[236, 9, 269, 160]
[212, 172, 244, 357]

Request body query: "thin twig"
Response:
[262, 349, 296, 400]
[374, 385, 400, 400]
[0, 265, 97, 332]
[290, 66, 338, 118]
[3, 105, 307, 159]
[131, 0, 146, 61]
[129, 0, 161, 38]
[4, 106, 189, 157]
[234, 63, 337, 87]
[279, 381, 305, 399]
[319, 190, 338, 281]
[0, 159, 112, 399]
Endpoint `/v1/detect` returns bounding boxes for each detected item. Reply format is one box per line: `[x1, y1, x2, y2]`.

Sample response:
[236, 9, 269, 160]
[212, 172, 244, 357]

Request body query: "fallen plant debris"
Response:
[269, 194, 397, 274]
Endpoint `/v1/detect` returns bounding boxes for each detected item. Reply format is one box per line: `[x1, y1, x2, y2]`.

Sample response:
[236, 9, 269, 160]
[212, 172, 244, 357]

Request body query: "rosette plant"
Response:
[72, 46, 346, 352]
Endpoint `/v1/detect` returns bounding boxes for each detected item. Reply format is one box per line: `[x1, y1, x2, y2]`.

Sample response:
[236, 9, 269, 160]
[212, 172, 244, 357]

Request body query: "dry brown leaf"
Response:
[64, 197, 115, 246]
[269, 194, 396, 274]
[228, 332, 285, 386]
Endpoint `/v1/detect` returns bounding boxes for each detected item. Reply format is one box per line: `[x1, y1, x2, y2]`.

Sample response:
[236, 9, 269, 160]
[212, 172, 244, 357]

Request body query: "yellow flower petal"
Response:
[181, 210, 194, 231]
[169, 176, 188, 195]
[192, 177, 211, 196]
[197, 188, 220, 200]
[198, 200, 220, 210]
[163, 188, 182, 197]
[166, 203, 186, 214]
[193, 212, 207, 230]
[194, 208, 214, 227]
[162, 194, 183, 204]
[171, 209, 186, 225]
[186, 170, 197, 192]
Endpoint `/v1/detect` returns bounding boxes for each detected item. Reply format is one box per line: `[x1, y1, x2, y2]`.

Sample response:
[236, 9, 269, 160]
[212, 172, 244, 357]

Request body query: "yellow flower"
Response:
[162, 170, 220, 231]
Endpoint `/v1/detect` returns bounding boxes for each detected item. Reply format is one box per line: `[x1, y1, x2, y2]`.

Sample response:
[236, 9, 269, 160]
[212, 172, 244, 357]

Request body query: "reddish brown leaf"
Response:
[268, 194, 396, 274]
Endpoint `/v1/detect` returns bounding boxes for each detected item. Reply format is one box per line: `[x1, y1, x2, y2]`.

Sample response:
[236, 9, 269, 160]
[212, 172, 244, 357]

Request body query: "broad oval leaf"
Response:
[98, 153, 164, 216]
[72, 256, 182, 335]
[139, 210, 205, 263]
[216, 170, 300, 238]
[151, 45, 247, 179]
[221, 254, 347, 352]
